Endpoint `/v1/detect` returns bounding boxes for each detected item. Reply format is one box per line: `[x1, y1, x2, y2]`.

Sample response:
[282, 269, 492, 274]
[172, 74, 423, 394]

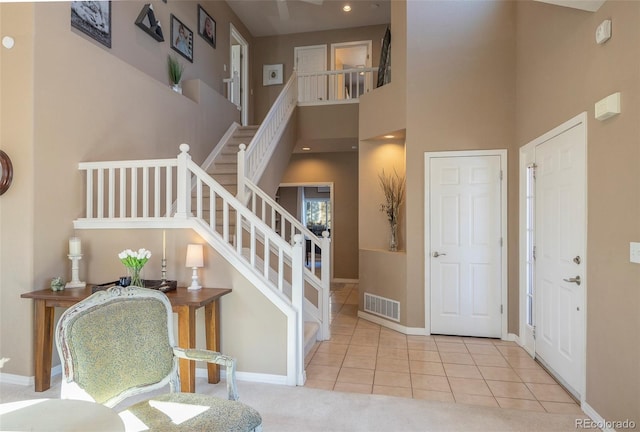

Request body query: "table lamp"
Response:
[185, 244, 203, 290]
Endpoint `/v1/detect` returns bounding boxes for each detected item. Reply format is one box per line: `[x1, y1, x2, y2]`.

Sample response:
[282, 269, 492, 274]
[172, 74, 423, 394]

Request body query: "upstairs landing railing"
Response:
[297, 67, 377, 105]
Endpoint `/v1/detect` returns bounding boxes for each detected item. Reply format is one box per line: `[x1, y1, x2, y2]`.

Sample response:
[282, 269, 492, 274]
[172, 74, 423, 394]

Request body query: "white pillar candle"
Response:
[69, 237, 81, 255]
[162, 230, 166, 260]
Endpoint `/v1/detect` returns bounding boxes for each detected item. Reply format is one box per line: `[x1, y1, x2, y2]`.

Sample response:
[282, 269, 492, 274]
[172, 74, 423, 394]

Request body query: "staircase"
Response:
[208, 125, 259, 196]
[205, 122, 327, 357]
[73, 72, 329, 386]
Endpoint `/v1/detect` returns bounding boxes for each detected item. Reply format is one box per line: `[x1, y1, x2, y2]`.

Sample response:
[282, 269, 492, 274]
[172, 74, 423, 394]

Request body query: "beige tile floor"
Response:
[304, 283, 582, 415]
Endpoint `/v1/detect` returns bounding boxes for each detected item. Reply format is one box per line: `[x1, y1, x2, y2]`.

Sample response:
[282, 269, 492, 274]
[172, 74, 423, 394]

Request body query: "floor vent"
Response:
[364, 293, 400, 322]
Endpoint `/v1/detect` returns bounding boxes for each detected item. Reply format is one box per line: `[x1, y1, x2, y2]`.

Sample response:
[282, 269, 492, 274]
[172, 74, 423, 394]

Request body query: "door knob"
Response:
[563, 275, 581, 286]
[432, 251, 447, 258]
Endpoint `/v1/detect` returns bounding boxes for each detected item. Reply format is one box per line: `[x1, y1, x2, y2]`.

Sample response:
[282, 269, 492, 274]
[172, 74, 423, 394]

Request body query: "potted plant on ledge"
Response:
[168, 54, 184, 94]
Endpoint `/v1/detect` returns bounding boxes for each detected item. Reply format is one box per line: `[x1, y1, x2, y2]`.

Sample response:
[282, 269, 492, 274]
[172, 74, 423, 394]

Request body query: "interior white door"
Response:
[534, 123, 586, 398]
[430, 155, 503, 338]
[295, 45, 327, 102]
[230, 44, 241, 108]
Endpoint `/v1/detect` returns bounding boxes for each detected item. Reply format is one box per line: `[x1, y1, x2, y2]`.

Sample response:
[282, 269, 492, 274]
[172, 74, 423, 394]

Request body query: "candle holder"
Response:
[65, 254, 86, 288]
[161, 258, 167, 282]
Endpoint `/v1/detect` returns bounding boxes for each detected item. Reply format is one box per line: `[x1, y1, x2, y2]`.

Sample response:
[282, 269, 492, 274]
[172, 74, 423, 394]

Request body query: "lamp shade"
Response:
[185, 244, 204, 268]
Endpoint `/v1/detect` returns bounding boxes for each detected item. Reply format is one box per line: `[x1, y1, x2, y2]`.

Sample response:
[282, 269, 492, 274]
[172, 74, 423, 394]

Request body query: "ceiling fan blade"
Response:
[277, 0, 290, 20]
[300, 0, 324, 4]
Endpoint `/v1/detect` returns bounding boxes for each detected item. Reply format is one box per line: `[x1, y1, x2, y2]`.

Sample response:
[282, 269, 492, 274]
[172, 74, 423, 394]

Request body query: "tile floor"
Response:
[304, 283, 582, 414]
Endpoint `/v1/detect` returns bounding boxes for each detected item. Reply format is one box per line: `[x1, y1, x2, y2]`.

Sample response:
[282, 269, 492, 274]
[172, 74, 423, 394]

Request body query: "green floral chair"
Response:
[55, 286, 262, 431]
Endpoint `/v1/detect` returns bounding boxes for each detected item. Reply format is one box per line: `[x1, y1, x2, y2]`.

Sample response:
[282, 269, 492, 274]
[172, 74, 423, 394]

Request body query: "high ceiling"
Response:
[226, 0, 391, 37]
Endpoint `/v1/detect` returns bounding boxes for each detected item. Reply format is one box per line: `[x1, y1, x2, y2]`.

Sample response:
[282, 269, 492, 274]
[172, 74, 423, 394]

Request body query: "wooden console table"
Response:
[21, 286, 231, 393]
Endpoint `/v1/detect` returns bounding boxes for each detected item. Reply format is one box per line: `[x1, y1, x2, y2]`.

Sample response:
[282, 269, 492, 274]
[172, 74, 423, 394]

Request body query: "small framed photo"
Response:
[198, 5, 216, 49]
[71, 1, 112, 48]
[263, 64, 283, 86]
[170, 14, 193, 62]
[135, 4, 164, 42]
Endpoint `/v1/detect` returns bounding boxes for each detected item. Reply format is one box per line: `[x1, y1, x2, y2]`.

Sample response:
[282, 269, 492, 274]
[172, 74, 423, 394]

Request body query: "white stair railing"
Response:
[243, 72, 298, 183]
[75, 144, 306, 385]
[237, 149, 330, 339]
[297, 67, 377, 105]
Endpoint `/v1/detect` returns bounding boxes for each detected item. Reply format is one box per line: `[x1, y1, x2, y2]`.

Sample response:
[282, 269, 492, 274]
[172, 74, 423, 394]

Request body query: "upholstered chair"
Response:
[55, 286, 262, 431]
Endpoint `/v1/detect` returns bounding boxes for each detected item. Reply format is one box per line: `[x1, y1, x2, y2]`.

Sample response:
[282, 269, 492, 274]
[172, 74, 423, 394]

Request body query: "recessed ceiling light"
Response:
[343, 5, 352, 12]
[384, 135, 395, 139]
[351, 146, 357, 149]
[302, 147, 311, 151]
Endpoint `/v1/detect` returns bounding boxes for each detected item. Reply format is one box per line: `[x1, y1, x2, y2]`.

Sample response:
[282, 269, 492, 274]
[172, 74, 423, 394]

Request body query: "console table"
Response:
[21, 286, 232, 393]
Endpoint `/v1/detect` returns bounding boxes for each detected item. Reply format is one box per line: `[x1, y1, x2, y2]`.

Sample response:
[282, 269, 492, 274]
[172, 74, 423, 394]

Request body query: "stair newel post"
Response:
[321, 231, 331, 340]
[292, 234, 305, 385]
[175, 144, 192, 219]
[237, 143, 246, 204]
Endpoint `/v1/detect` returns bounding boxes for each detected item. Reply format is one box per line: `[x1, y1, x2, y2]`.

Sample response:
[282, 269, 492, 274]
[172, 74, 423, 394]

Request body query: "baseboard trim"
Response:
[357, 311, 429, 335]
[332, 278, 359, 283]
[0, 365, 61, 387]
[0, 372, 34, 386]
[507, 333, 521, 343]
[581, 402, 620, 431]
[196, 368, 289, 386]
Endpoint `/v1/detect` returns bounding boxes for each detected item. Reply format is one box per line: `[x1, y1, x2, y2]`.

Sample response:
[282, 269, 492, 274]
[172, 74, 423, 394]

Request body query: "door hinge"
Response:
[532, 163, 537, 180]
[500, 170, 503, 181]
[533, 245, 537, 260]
[500, 304, 503, 314]
[533, 325, 536, 339]
[500, 237, 503, 247]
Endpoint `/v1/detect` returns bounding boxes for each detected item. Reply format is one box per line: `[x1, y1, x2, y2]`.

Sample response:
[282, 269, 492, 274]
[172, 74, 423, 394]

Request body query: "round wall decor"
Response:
[0, 150, 14, 195]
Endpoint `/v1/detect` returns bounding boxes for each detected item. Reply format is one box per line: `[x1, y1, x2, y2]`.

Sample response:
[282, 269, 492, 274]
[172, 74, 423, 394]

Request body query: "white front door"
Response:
[295, 45, 327, 102]
[534, 121, 586, 399]
[428, 153, 504, 338]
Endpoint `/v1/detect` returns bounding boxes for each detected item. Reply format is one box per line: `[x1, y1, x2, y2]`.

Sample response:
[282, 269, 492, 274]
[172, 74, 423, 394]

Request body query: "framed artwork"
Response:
[198, 5, 216, 48]
[71, 1, 112, 48]
[135, 4, 164, 42]
[263, 64, 283, 86]
[170, 14, 193, 62]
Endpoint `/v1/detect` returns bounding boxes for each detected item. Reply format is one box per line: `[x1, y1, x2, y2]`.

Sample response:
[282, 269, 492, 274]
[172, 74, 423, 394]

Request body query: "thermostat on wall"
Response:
[595, 92, 621, 121]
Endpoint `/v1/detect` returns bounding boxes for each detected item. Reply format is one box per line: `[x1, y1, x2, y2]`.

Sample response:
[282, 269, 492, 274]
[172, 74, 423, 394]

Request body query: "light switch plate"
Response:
[630, 242, 640, 264]
[595, 19, 612, 44]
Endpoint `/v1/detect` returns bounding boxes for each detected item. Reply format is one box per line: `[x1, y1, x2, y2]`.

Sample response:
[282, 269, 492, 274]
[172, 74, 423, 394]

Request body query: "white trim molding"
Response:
[358, 311, 429, 336]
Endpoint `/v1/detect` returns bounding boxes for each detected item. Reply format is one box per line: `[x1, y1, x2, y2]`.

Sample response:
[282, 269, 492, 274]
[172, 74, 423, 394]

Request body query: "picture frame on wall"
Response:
[71, 1, 112, 48]
[170, 14, 193, 62]
[263, 64, 283, 86]
[198, 5, 216, 49]
[135, 3, 164, 42]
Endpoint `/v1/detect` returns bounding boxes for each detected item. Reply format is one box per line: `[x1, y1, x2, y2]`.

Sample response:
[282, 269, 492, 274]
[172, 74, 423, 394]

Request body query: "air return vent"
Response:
[364, 293, 400, 322]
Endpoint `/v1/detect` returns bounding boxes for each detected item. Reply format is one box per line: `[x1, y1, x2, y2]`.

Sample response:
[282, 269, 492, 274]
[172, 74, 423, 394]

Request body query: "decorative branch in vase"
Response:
[378, 169, 406, 252]
[167, 54, 184, 94]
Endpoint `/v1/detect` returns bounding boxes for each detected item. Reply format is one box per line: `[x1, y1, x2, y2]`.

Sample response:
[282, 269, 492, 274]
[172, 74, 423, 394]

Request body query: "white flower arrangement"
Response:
[118, 248, 152, 270]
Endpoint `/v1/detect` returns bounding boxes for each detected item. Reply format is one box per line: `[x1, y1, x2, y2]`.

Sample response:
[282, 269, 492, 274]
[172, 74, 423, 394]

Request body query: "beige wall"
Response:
[0, 3, 37, 377]
[404, 0, 516, 330]
[298, 104, 359, 149]
[281, 152, 359, 280]
[358, 0, 406, 141]
[253, 24, 389, 122]
[515, 0, 640, 423]
[99, 1, 253, 102]
[256, 110, 297, 196]
[0, 1, 288, 378]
